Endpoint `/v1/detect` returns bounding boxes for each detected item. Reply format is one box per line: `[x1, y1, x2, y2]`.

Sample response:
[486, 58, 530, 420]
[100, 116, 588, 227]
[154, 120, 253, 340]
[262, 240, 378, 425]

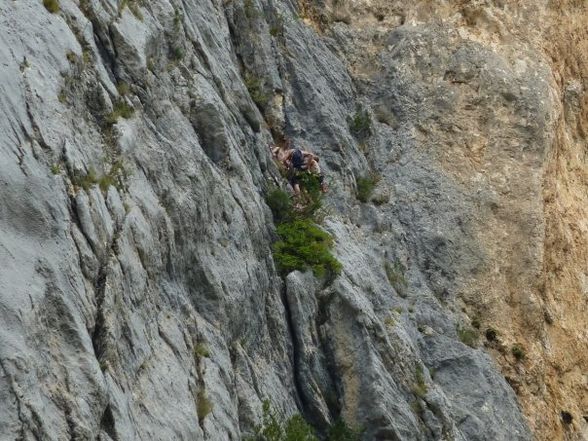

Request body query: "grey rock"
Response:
[1, 0, 568, 439]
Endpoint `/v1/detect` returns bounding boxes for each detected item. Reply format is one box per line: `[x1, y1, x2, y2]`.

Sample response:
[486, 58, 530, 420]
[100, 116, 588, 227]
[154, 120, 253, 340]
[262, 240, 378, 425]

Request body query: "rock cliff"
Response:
[0, 0, 586, 440]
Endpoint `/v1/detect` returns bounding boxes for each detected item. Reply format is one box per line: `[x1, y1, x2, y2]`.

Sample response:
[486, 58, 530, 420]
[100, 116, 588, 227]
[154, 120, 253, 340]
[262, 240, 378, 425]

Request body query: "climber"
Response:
[270, 140, 327, 195]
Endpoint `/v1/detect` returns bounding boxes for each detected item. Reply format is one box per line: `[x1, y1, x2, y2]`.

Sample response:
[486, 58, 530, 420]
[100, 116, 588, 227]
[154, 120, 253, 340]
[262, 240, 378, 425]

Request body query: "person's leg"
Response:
[288, 170, 301, 195]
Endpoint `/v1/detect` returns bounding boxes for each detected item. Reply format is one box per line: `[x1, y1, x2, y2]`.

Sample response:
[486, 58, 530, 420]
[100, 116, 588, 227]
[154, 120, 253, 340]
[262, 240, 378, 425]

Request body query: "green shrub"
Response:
[197, 391, 213, 422]
[171, 46, 184, 61]
[385, 259, 407, 296]
[411, 365, 428, 398]
[457, 325, 479, 348]
[283, 415, 317, 441]
[349, 106, 372, 139]
[296, 172, 323, 219]
[116, 82, 130, 96]
[244, 72, 269, 108]
[194, 343, 210, 358]
[326, 419, 361, 441]
[66, 51, 77, 64]
[246, 400, 317, 441]
[51, 164, 61, 175]
[356, 174, 378, 203]
[267, 174, 323, 223]
[244, 0, 259, 20]
[511, 344, 525, 361]
[266, 187, 293, 223]
[43, 0, 60, 13]
[72, 168, 98, 191]
[273, 219, 341, 278]
[98, 160, 126, 192]
[246, 401, 360, 441]
[105, 100, 135, 126]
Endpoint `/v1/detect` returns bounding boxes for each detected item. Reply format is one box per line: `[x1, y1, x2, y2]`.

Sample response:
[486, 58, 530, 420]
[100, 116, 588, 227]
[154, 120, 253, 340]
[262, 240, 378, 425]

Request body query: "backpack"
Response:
[291, 149, 305, 170]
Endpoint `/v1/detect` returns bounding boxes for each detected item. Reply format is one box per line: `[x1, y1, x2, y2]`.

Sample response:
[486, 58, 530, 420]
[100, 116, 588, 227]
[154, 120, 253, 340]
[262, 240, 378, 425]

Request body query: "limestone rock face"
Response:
[0, 0, 585, 440]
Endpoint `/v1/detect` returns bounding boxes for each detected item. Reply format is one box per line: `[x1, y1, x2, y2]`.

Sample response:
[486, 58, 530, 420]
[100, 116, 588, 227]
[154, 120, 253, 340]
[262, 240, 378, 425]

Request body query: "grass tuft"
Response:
[197, 391, 213, 422]
[43, 0, 60, 13]
[105, 100, 135, 126]
[194, 343, 210, 359]
[511, 344, 526, 361]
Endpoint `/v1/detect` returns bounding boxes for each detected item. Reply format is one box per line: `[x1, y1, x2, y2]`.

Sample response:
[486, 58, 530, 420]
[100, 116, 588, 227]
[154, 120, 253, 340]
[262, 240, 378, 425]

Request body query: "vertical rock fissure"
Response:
[279, 283, 307, 415]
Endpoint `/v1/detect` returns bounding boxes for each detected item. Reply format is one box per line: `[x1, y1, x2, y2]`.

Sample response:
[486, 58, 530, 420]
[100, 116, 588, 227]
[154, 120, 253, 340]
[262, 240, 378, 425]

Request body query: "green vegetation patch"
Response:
[349, 106, 372, 139]
[105, 100, 135, 126]
[194, 343, 210, 359]
[411, 365, 428, 398]
[356, 174, 379, 203]
[72, 161, 126, 193]
[511, 344, 526, 361]
[243, 0, 259, 20]
[245, 401, 360, 441]
[457, 325, 479, 348]
[43, 0, 60, 13]
[72, 167, 98, 191]
[385, 259, 408, 296]
[197, 391, 213, 422]
[244, 71, 269, 108]
[327, 419, 362, 441]
[266, 187, 293, 224]
[273, 219, 341, 278]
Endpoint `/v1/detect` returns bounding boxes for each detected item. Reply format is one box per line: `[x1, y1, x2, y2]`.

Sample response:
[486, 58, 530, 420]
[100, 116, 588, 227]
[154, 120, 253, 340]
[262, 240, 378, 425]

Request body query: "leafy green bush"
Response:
[356, 174, 378, 203]
[43, 0, 60, 13]
[273, 219, 341, 278]
[266, 187, 293, 223]
[246, 401, 360, 441]
[246, 401, 317, 441]
[327, 420, 361, 441]
[349, 106, 372, 139]
[296, 172, 323, 218]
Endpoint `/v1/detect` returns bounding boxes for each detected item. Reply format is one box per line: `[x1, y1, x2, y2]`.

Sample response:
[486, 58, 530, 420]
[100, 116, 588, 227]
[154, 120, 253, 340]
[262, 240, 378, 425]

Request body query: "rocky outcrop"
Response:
[0, 0, 585, 440]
